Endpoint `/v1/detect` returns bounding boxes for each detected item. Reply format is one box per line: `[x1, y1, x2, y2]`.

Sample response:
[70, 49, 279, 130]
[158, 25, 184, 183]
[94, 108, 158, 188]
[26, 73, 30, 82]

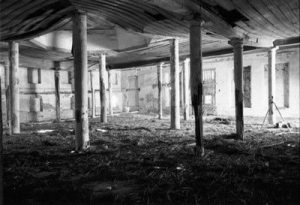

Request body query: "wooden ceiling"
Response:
[0, 0, 299, 69]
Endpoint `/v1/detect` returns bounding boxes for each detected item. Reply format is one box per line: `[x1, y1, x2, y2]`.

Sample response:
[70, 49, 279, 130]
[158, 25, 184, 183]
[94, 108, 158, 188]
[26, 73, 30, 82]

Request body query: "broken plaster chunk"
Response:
[33, 171, 57, 178]
[187, 142, 196, 147]
[86, 181, 138, 204]
[96, 128, 108, 133]
[176, 164, 185, 171]
[89, 145, 109, 152]
[36, 129, 54, 133]
[275, 121, 292, 128]
[137, 138, 146, 146]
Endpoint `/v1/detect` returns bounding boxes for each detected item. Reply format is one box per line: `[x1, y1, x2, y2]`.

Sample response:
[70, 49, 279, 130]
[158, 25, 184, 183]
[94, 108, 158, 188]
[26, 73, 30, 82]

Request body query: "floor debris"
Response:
[3, 114, 300, 205]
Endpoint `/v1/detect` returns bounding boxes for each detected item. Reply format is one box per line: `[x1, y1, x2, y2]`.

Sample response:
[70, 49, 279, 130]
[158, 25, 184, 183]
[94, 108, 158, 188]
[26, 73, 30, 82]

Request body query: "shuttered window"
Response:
[28, 67, 41, 84]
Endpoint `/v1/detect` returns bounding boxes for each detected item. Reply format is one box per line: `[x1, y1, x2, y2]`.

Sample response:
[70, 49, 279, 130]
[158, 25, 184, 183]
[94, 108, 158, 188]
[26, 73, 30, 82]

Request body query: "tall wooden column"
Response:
[4, 62, 11, 134]
[54, 61, 61, 122]
[229, 38, 244, 140]
[108, 69, 113, 115]
[170, 38, 180, 129]
[183, 58, 190, 120]
[190, 20, 204, 156]
[180, 68, 184, 109]
[268, 47, 278, 124]
[72, 11, 89, 150]
[70, 71, 75, 118]
[157, 62, 163, 119]
[0, 78, 3, 205]
[90, 71, 96, 118]
[9, 41, 20, 134]
[99, 53, 107, 123]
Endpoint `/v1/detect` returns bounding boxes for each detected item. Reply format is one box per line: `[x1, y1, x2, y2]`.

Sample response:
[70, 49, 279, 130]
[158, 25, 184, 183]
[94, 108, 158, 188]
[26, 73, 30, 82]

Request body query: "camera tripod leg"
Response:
[261, 108, 270, 129]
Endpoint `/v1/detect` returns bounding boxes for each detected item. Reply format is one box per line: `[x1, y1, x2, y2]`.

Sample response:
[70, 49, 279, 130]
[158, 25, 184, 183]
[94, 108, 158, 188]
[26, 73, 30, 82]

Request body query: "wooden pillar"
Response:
[99, 53, 107, 123]
[0, 78, 3, 205]
[0, 78, 4, 205]
[108, 69, 113, 115]
[90, 71, 96, 118]
[180, 68, 184, 109]
[190, 20, 204, 156]
[72, 11, 89, 150]
[54, 61, 61, 122]
[229, 38, 244, 140]
[268, 47, 278, 124]
[183, 58, 190, 120]
[4, 62, 11, 134]
[157, 62, 163, 119]
[70, 71, 75, 118]
[9, 41, 20, 134]
[170, 38, 180, 129]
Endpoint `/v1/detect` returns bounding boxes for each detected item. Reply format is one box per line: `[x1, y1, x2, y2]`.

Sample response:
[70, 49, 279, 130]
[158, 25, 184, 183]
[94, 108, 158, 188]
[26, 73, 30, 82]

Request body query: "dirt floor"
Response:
[3, 114, 300, 205]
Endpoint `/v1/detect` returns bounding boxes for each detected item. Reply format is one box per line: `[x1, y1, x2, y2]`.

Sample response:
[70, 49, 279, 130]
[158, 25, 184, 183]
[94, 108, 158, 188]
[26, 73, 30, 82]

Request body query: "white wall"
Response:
[0, 60, 122, 123]
[203, 46, 300, 118]
[120, 46, 300, 119]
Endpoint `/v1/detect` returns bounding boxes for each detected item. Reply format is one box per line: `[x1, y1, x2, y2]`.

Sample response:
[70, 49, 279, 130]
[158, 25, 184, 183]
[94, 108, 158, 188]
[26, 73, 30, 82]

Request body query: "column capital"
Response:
[169, 38, 179, 43]
[106, 65, 111, 72]
[100, 52, 107, 57]
[228, 38, 244, 47]
[73, 9, 87, 16]
[158, 62, 164, 67]
[190, 18, 205, 26]
[53, 61, 61, 70]
[98, 52, 107, 61]
[268, 46, 279, 53]
[184, 58, 190, 63]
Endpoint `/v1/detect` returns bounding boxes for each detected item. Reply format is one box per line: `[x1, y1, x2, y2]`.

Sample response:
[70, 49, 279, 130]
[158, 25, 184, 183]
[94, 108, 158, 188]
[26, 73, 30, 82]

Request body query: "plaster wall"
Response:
[0, 46, 298, 124]
[121, 65, 173, 114]
[203, 46, 300, 118]
[120, 46, 300, 118]
[0, 60, 122, 124]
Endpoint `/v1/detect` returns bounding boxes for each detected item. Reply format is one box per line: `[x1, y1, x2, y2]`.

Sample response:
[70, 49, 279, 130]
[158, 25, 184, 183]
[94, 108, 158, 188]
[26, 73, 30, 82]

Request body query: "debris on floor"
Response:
[275, 121, 292, 128]
[3, 115, 300, 205]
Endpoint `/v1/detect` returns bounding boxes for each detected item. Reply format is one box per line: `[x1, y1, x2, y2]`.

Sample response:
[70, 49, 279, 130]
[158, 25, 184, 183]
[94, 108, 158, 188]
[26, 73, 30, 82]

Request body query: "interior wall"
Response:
[203, 46, 299, 118]
[0, 60, 122, 124]
[120, 65, 173, 114]
[0, 46, 298, 124]
[119, 46, 300, 119]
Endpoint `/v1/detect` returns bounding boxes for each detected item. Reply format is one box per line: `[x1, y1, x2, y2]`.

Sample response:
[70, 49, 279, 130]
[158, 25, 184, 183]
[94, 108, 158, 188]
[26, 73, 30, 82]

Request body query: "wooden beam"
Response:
[229, 38, 244, 140]
[110, 57, 171, 69]
[170, 38, 180, 129]
[54, 61, 61, 122]
[157, 62, 163, 119]
[72, 11, 89, 151]
[183, 58, 190, 120]
[1, 16, 71, 42]
[190, 20, 204, 156]
[99, 53, 107, 123]
[273, 36, 300, 46]
[109, 47, 258, 70]
[9, 41, 20, 134]
[173, 0, 237, 37]
[90, 71, 96, 118]
[268, 46, 278, 124]
[108, 69, 113, 116]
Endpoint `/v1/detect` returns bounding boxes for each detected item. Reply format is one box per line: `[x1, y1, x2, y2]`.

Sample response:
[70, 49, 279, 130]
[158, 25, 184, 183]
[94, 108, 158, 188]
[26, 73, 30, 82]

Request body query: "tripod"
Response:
[261, 100, 289, 130]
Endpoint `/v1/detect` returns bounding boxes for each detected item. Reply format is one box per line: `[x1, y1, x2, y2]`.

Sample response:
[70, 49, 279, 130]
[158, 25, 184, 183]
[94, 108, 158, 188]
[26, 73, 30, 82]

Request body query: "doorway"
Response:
[203, 69, 216, 115]
[126, 76, 139, 111]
